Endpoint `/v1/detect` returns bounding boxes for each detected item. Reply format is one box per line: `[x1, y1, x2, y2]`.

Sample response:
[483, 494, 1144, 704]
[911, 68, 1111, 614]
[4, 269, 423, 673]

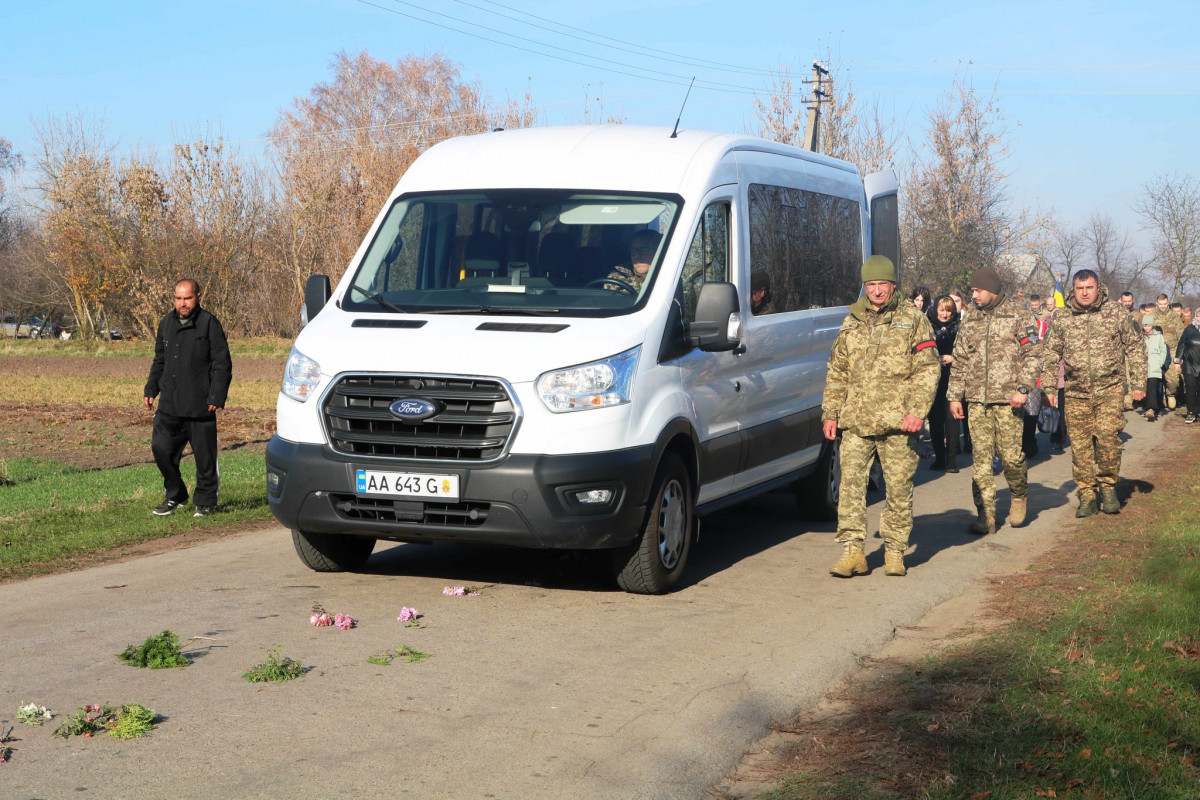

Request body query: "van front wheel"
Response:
[292, 529, 376, 572]
[615, 454, 693, 594]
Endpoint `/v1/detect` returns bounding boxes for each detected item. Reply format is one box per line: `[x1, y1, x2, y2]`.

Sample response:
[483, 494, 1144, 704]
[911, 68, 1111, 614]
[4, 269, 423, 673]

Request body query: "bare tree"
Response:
[752, 54, 899, 175]
[498, 83, 541, 131]
[1081, 212, 1133, 280]
[1036, 216, 1085, 287]
[162, 135, 264, 335]
[30, 114, 128, 338]
[752, 68, 804, 147]
[0, 137, 23, 252]
[901, 77, 1010, 291]
[1134, 173, 1200, 298]
[576, 81, 626, 125]
[268, 50, 499, 300]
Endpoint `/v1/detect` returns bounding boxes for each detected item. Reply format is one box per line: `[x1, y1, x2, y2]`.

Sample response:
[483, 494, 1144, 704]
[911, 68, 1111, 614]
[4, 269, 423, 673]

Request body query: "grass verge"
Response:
[0, 447, 272, 580]
[755, 456, 1200, 800]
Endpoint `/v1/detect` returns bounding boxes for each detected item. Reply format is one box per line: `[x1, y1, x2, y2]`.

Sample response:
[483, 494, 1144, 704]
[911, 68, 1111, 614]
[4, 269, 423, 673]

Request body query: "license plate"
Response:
[355, 469, 460, 501]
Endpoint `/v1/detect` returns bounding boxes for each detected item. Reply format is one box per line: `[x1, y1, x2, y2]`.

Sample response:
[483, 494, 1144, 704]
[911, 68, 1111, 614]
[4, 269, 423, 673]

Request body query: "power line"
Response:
[351, 0, 776, 96]
[452, 0, 777, 77]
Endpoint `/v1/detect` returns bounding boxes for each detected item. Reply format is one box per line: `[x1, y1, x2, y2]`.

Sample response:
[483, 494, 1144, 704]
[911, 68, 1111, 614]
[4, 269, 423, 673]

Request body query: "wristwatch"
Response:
[1017, 386, 1029, 395]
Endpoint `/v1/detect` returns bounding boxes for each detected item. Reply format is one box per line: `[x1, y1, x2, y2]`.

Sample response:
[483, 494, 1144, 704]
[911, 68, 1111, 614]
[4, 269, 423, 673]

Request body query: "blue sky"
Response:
[3, 0, 1197, 253]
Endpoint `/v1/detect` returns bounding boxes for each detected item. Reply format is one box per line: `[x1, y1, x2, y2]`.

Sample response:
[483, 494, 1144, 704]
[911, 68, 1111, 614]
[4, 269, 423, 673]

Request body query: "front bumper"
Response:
[265, 436, 654, 549]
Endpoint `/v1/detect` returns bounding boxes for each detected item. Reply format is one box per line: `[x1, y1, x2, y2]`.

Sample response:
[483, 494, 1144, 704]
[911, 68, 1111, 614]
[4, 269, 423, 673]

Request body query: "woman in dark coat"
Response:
[1176, 321, 1200, 422]
[928, 295, 960, 471]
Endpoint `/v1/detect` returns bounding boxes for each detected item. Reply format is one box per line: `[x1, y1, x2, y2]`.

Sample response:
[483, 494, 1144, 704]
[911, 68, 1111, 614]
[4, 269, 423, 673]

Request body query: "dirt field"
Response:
[0, 355, 281, 470]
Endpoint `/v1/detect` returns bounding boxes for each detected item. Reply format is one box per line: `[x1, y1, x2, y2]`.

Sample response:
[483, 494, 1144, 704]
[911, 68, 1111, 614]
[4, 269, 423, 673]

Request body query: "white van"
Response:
[267, 125, 899, 593]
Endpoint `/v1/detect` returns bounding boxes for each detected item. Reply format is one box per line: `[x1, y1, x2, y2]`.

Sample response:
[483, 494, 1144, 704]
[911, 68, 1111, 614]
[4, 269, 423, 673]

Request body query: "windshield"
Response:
[343, 190, 679, 317]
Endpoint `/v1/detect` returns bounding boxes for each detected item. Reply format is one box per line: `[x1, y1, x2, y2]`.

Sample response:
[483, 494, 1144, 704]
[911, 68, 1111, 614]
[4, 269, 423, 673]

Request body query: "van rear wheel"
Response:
[795, 437, 840, 521]
[614, 454, 693, 594]
[292, 529, 376, 572]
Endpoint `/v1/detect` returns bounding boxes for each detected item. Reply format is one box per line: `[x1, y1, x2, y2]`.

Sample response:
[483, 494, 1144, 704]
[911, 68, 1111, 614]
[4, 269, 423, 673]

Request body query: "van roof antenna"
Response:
[670, 78, 695, 138]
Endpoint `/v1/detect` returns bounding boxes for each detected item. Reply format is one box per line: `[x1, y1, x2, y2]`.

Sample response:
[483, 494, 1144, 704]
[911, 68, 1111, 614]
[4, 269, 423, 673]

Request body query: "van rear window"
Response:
[343, 190, 680, 318]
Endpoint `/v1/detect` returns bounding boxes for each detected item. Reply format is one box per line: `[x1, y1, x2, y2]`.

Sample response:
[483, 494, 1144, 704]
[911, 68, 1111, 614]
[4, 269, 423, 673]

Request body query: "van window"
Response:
[870, 193, 900, 269]
[748, 184, 862, 312]
[681, 201, 730, 321]
[343, 190, 680, 318]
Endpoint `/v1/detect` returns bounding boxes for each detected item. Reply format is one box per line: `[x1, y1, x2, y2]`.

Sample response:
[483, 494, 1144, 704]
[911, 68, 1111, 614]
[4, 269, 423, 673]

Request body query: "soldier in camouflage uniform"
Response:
[1040, 270, 1147, 517]
[947, 266, 1042, 535]
[821, 255, 940, 578]
[1150, 295, 1185, 408]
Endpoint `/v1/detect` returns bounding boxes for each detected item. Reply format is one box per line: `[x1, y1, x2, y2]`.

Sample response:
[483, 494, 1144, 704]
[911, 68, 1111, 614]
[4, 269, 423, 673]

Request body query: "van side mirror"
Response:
[302, 274, 331, 326]
[687, 282, 743, 352]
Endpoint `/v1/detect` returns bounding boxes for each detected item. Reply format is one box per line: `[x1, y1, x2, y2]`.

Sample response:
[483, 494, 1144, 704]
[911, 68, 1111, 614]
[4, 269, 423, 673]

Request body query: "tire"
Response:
[795, 437, 840, 521]
[292, 529, 376, 572]
[615, 454, 693, 594]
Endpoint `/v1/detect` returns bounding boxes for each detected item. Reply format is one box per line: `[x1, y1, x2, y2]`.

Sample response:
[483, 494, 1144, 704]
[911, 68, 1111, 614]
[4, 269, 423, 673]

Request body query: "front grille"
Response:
[329, 494, 490, 527]
[323, 374, 517, 461]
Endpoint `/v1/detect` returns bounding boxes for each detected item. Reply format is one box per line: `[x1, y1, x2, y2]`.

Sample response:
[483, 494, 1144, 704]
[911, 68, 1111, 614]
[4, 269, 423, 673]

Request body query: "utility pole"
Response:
[802, 61, 830, 153]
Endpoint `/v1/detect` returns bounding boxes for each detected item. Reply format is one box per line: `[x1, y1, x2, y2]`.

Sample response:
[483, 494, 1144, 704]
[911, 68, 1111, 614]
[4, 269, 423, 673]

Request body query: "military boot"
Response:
[1099, 487, 1120, 514]
[968, 506, 995, 536]
[1009, 495, 1027, 527]
[829, 543, 868, 577]
[1076, 494, 1098, 518]
[883, 549, 907, 577]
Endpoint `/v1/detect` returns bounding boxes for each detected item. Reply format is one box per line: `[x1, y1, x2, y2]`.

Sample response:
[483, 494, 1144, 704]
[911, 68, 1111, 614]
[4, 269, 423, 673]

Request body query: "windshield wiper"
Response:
[349, 285, 409, 314]
[422, 306, 561, 316]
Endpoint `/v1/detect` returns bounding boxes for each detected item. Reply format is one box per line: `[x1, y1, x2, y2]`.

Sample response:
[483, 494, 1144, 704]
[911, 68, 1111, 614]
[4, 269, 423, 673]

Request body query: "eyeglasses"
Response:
[630, 246, 656, 255]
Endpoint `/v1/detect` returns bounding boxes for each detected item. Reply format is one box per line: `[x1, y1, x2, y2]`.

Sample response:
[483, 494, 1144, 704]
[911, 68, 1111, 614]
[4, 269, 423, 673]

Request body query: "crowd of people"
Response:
[820, 255, 1200, 578]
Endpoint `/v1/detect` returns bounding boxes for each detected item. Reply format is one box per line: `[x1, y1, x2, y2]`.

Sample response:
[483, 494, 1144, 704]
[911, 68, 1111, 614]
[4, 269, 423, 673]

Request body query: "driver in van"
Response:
[602, 229, 661, 294]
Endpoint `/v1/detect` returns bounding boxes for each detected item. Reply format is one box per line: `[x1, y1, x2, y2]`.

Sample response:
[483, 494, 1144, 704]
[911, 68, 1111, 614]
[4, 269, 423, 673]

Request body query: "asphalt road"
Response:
[0, 413, 1170, 799]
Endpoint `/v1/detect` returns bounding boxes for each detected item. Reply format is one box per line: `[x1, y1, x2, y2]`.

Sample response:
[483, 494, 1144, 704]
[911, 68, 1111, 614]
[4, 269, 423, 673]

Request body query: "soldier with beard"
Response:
[1040, 270, 1147, 517]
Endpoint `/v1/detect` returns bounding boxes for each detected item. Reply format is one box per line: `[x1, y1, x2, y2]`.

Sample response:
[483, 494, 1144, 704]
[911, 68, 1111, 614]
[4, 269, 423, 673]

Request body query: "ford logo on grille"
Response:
[389, 398, 439, 421]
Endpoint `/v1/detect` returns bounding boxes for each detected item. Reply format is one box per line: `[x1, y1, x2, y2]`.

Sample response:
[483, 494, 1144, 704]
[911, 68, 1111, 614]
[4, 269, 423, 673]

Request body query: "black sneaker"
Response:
[1186, 415, 1197, 424]
[153, 499, 183, 516]
[193, 505, 216, 518]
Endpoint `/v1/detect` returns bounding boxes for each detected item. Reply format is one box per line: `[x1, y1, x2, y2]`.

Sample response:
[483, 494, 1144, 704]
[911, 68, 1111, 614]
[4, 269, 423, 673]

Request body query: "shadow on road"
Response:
[358, 484, 827, 593]
[341, 455, 1157, 593]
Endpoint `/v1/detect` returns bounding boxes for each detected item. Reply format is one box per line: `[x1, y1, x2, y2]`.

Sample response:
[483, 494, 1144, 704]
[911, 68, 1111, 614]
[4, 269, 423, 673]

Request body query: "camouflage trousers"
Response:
[1063, 392, 1126, 499]
[966, 403, 1027, 518]
[835, 431, 918, 551]
[1165, 363, 1182, 398]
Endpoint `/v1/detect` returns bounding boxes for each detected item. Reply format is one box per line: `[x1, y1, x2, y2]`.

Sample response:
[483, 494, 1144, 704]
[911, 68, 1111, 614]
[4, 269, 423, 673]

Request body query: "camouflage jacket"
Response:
[947, 293, 1042, 404]
[602, 265, 646, 294]
[1150, 308, 1184, 351]
[822, 293, 940, 436]
[1038, 286, 1148, 399]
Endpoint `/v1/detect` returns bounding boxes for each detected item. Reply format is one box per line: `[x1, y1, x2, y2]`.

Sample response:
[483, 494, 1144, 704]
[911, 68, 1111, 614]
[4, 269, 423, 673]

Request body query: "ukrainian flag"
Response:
[1053, 280, 1066, 308]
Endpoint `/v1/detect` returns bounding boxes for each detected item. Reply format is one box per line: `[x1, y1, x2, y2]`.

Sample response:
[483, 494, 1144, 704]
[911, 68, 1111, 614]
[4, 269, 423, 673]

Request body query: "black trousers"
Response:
[152, 411, 220, 506]
[1185, 372, 1200, 417]
[1050, 388, 1066, 446]
[1145, 377, 1162, 413]
[929, 390, 959, 466]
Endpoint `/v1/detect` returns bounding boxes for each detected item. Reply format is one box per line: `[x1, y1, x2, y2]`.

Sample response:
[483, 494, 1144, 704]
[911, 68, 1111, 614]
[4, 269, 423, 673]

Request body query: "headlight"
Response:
[281, 347, 322, 402]
[537, 346, 640, 413]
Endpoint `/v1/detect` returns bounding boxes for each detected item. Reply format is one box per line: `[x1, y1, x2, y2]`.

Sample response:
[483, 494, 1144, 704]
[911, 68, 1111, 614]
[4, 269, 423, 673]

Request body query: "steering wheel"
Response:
[584, 277, 637, 294]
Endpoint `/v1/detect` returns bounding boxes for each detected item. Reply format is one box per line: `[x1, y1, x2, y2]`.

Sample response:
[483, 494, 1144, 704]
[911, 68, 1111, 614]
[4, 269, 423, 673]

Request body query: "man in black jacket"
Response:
[144, 279, 233, 516]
